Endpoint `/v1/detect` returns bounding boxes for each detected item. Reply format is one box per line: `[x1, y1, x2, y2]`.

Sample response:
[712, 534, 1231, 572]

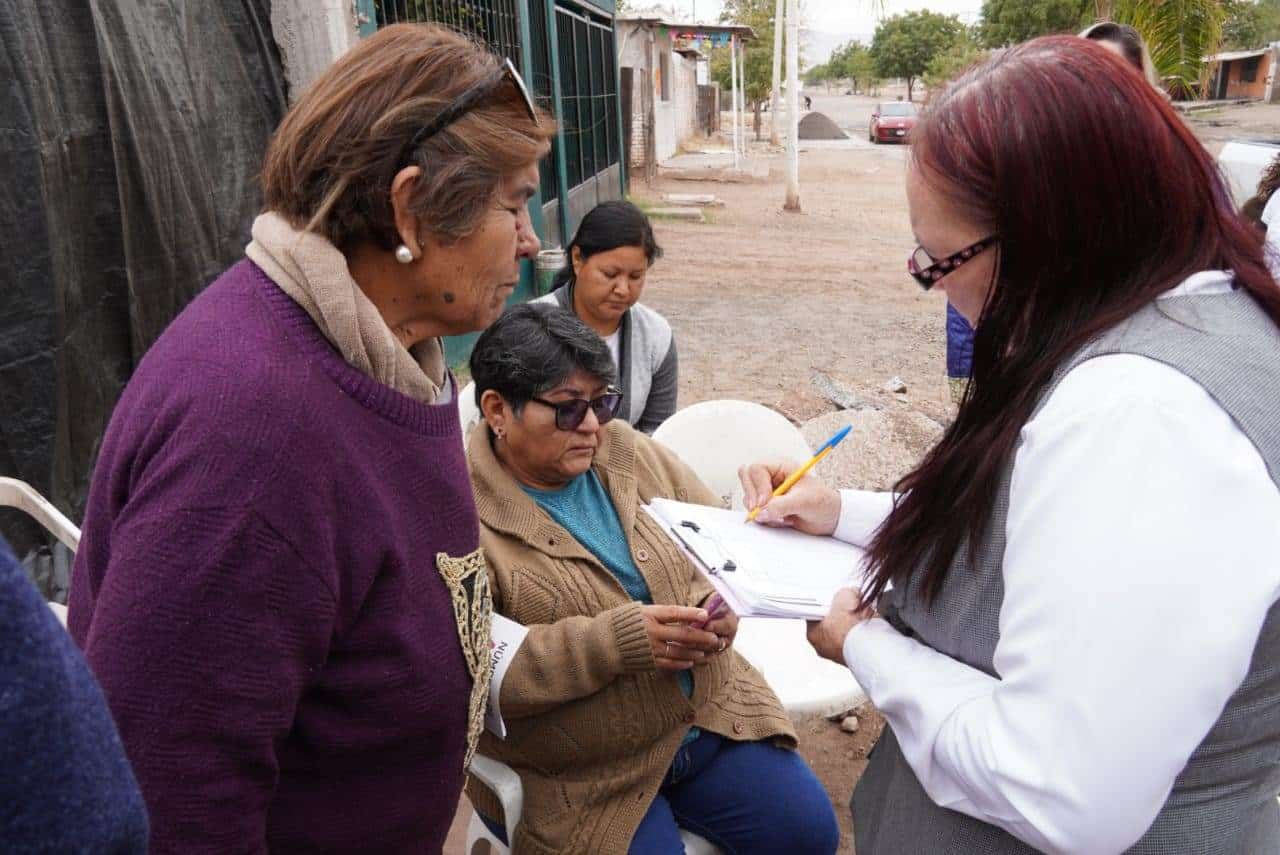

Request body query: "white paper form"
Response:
[645, 498, 869, 619]
[485, 613, 530, 738]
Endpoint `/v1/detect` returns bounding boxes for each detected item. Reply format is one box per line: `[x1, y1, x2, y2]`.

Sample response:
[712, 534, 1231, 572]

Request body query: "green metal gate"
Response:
[359, 0, 624, 366]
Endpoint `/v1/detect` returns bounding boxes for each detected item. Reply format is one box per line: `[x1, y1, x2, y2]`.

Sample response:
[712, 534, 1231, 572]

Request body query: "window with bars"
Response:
[367, 0, 624, 244]
[554, 3, 621, 191]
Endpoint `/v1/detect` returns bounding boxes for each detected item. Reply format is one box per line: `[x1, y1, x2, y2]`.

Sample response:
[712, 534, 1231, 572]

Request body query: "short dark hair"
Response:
[470, 303, 618, 411]
[552, 200, 663, 291]
[1081, 21, 1146, 74]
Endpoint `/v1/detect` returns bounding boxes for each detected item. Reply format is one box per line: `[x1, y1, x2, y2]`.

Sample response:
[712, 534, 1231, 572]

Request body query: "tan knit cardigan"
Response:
[466, 419, 797, 854]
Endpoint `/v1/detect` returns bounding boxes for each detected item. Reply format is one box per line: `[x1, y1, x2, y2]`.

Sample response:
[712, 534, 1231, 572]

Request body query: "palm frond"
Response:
[1107, 0, 1225, 97]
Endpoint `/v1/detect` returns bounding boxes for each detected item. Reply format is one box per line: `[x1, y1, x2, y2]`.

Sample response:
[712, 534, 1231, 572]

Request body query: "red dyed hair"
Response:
[863, 36, 1280, 607]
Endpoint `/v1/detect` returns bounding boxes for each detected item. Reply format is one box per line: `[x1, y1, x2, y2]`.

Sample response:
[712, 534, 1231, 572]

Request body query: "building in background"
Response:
[1203, 45, 1280, 103]
[616, 19, 751, 179]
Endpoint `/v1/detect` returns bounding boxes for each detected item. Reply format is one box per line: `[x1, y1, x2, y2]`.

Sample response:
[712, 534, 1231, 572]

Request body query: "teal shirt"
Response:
[521, 470, 697, 717]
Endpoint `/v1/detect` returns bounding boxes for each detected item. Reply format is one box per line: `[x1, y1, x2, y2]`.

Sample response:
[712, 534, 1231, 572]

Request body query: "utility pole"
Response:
[737, 36, 747, 148]
[784, 0, 800, 211]
[769, 0, 784, 146]
[730, 32, 741, 169]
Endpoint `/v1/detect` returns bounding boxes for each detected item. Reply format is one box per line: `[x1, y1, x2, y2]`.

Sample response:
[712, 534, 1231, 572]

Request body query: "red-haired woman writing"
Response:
[742, 37, 1280, 854]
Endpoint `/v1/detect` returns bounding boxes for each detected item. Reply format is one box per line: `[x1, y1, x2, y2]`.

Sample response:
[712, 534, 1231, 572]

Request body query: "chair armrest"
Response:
[470, 753, 523, 845]
[0, 478, 80, 552]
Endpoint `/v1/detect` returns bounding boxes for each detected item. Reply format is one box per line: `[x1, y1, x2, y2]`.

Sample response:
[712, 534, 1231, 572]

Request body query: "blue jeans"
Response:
[480, 732, 839, 854]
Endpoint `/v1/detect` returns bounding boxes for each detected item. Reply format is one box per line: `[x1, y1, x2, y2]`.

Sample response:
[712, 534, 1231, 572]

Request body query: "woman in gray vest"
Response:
[536, 201, 677, 433]
[741, 37, 1280, 854]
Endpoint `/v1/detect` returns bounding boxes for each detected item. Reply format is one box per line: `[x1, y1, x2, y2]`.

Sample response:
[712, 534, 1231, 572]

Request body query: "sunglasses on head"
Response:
[399, 57, 538, 167]
[907, 235, 998, 290]
[529, 388, 624, 431]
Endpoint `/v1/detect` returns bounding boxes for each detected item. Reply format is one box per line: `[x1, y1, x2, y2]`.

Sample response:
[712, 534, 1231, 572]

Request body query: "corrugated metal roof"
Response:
[1204, 47, 1272, 63]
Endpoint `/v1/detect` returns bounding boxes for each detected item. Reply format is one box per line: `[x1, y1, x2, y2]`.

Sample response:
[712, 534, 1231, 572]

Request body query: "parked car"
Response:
[869, 101, 918, 144]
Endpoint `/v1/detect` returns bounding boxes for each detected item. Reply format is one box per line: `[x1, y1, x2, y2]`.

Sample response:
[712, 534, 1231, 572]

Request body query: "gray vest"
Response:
[855, 289, 1280, 854]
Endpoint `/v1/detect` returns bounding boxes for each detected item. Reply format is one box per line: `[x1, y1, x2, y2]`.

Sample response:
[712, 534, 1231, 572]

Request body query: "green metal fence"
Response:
[364, 0, 625, 365]
[372, 1, 523, 65]
[553, 2, 621, 230]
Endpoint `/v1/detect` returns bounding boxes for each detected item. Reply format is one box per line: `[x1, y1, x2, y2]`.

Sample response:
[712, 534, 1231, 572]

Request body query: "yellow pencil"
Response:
[745, 425, 852, 522]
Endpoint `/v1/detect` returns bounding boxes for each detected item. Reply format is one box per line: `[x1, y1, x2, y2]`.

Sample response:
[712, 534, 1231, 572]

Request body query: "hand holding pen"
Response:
[739, 426, 851, 535]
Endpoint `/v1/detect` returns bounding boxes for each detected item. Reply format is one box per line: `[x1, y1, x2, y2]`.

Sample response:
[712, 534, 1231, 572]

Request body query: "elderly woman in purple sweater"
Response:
[67, 25, 552, 854]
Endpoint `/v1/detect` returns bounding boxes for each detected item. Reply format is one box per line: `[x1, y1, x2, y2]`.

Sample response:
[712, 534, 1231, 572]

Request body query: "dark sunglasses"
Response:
[399, 58, 537, 167]
[908, 236, 998, 290]
[529, 388, 624, 431]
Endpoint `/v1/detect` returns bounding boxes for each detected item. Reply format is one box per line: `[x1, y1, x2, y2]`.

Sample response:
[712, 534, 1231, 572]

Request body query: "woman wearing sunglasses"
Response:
[743, 37, 1280, 854]
[68, 25, 553, 853]
[464, 303, 838, 854]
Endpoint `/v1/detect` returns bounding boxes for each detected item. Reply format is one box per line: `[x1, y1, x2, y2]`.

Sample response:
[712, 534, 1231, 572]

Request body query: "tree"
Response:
[1223, 0, 1280, 48]
[979, 0, 1092, 46]
[871, 11, 967, 101]
[841, 42, 881, 94]
[711, 0, 786, 140]
[804, 62, 834, 89]
[1099, 0, 1226, 97]
[711, 43, 775, 139]
[922, 38, 990, 97]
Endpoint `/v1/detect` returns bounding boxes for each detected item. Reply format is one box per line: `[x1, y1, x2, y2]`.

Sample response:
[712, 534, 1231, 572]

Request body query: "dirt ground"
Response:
[444, 95, 1280, 854]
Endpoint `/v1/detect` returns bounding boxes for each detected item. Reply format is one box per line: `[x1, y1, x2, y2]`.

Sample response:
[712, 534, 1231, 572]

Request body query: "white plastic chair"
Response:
[0, 477, 80, 553]
[458, 380, 483, 446]
[465, 752, 721, 854]
[651, 400, 813, 510]
[0, 477, 79, 627]
[651, 403, 868, 718]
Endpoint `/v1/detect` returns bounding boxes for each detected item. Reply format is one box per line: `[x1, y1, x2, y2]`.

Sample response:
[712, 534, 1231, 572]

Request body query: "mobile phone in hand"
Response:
[693, 593, 729, 630]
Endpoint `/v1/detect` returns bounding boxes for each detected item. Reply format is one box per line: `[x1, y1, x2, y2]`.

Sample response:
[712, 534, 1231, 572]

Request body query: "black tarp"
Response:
[0, 0, 286, 598]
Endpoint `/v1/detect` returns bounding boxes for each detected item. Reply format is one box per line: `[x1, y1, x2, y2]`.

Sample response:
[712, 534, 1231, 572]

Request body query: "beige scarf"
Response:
[246, 212, 445, 404]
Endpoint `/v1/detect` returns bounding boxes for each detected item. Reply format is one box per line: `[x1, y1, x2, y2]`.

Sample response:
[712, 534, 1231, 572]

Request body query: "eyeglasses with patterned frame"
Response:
[907, 236, 998, 290]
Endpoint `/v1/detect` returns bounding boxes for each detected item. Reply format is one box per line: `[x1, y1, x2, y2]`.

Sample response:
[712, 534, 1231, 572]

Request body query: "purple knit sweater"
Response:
[68, 260, 479, 853]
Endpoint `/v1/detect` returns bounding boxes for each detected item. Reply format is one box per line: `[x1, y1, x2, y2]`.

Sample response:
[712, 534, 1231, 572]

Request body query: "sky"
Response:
[664, 0, 985, 42]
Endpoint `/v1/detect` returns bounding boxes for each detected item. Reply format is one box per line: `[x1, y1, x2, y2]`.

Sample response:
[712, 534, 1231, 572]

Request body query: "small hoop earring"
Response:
[395, 245, 414, 264]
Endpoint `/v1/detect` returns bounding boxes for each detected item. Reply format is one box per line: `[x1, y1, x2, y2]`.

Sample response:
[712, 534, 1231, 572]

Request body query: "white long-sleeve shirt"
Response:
[836, 272, 1280, 854]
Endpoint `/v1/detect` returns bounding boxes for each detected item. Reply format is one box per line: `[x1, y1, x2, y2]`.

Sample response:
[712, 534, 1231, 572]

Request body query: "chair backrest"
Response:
[458, 381, 483, 446]
[652, 401, 811, 510]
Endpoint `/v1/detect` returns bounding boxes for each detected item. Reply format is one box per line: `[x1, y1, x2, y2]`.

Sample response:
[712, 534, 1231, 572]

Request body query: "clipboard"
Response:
[644, 499, 866, 619]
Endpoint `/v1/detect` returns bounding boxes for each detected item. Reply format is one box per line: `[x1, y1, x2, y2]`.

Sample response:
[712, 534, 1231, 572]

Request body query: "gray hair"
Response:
[470, 303, 618, 411]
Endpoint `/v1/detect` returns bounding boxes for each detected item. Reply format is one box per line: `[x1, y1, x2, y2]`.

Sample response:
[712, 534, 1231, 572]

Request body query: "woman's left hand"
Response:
[806, 587, 875, 663]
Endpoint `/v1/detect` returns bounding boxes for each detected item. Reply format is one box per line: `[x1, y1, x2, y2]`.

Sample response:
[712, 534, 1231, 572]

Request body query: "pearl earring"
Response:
[395, 245, 414, 264]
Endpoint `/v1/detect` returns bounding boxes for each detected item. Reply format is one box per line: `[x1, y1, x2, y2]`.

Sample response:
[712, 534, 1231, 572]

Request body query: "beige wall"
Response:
[618, 22, 703, 167]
